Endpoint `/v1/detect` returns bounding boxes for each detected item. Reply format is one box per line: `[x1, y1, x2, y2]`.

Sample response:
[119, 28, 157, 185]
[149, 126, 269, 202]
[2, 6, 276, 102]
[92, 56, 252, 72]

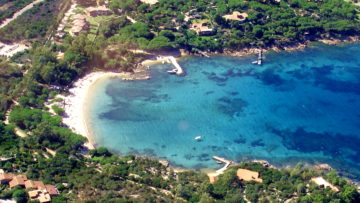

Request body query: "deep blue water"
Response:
[88, 43, 360, 180]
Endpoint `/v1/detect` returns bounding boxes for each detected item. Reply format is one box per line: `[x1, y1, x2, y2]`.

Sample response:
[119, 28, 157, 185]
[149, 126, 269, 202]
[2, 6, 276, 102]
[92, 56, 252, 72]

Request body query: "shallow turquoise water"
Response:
[88, 43, 360, 180]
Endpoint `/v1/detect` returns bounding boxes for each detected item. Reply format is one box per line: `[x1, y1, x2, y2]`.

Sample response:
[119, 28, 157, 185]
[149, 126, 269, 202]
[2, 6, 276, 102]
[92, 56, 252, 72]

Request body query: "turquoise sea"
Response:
[87, 43, 360, 180]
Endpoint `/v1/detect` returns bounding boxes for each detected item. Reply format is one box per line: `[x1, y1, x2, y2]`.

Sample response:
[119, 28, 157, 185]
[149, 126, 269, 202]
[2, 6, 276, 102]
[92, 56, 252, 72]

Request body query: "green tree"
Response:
[146, 36, 172, 50]
[12, 189, 27, 203]
[199, 193, 216, 203]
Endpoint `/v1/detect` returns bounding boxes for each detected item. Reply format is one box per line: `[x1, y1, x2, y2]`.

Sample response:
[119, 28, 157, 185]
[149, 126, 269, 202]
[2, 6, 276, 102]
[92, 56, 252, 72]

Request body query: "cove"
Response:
[87, 43, 360, 180]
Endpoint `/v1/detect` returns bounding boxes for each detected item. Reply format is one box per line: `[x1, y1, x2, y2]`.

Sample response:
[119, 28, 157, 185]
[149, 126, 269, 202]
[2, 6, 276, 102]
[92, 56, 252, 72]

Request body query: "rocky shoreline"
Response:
[209, 36, 360, 57]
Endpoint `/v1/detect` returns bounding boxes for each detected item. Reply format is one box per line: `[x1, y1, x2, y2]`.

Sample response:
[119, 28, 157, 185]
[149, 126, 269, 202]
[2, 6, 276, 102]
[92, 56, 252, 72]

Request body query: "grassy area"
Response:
[73, 6, 85, 14]
[87, 33, 96, 41]
[86, 15, 116, 40]
[87, 15, 116, 25]
[192, 19, 210, 24]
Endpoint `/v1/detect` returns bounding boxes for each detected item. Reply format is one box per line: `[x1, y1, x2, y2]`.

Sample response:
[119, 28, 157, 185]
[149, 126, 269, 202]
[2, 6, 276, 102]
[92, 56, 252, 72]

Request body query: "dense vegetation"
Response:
[106, 0, 360, 52]
[0, 0, 62, 42]
[0, 60, 23, 113]
[0, 0, 33, 23]
[0, 0, 359, 202]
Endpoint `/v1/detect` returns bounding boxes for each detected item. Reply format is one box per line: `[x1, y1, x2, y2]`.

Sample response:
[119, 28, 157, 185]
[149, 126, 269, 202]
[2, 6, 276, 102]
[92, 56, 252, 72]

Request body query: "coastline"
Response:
[62, 38, 359, 150]
[62, 54, 186, 149]
[62, 72, 119, 150]
[62, 68, 150, 150]
[61, 39, 360, 181]
[221, 36, 360, 57]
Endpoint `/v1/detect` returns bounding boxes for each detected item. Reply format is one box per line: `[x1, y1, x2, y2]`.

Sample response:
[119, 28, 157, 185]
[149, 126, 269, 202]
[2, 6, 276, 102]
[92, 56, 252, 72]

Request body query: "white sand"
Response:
[62, 67, 151, 150]
[62, 54, 177, 150]
[62, 72, 124, 150]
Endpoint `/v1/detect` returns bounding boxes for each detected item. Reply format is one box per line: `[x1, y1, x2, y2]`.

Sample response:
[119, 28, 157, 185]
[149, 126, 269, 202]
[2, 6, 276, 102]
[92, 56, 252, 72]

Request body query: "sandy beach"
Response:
[62, 72, 121, 149]
[62, 68, 150, 150]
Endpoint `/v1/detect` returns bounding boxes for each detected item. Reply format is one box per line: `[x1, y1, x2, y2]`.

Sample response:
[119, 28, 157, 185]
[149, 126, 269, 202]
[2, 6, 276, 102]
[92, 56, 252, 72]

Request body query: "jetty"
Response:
[162, 56, 184, 75]
[212, 156, 232, 174]
[252, 49, 263, 65]
[198, 50, 210, 58]
[207, 156, 233, 183]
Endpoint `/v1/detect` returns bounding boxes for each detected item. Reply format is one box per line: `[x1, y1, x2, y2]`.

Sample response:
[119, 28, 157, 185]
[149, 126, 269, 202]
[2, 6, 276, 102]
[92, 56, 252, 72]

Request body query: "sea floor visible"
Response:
[87, 42, 360, 180]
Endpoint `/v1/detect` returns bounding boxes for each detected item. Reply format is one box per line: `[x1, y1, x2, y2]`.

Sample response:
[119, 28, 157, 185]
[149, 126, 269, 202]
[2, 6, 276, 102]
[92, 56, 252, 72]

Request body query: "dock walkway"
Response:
[207, 156, 233, 183]
[167, 56, 184, 75]
[160, 56, 184, 75]
[252, 49, 263, 65]
[213, 156, 232, 174]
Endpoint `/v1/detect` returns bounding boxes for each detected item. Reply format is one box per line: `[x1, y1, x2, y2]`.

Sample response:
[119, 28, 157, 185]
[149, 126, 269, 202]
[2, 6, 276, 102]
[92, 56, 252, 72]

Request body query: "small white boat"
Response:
[195, 136, 202, 140]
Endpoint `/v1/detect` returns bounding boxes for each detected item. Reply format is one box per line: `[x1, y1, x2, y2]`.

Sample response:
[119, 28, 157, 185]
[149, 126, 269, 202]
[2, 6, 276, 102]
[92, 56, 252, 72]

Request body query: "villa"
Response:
[0, 173, 14, 184]
[69, 14, 89, 36]
[28, 190, 51, 203]
[0, 171, 59, 202]
[190, 22, 213, 36]
[9, 175, 27, 188]
[25, 180, 46, 190]
[45, 184, 60, 196]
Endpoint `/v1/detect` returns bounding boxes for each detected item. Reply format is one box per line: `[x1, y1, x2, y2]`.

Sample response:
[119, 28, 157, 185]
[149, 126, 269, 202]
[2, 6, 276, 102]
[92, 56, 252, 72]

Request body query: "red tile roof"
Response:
[9, 175, 27, 188]
[0, 173, 14, 181]
[34, 181, 46, 189]
[45, 185, 59, 195]
[25, 180, 36, 189]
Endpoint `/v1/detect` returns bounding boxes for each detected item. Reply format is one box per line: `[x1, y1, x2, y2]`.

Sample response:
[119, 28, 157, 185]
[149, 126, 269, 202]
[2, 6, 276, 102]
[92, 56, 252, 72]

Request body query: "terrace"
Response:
[140, 0, 159, 5]
[236, 169, 263, 183]
[223, 11, 248, 22]
[189, 20, 213, 36]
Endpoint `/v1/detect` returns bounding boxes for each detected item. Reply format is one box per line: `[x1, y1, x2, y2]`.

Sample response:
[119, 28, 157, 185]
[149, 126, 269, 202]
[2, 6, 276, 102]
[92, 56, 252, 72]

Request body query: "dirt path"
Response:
[14, 127, 28, 138]
[126, 16, 137, 23]
[0, 0, 46, 29]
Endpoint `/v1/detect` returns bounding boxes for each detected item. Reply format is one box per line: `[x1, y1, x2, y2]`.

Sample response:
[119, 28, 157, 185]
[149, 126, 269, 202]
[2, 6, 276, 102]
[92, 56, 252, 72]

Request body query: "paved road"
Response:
[0, 0, 45, 29]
